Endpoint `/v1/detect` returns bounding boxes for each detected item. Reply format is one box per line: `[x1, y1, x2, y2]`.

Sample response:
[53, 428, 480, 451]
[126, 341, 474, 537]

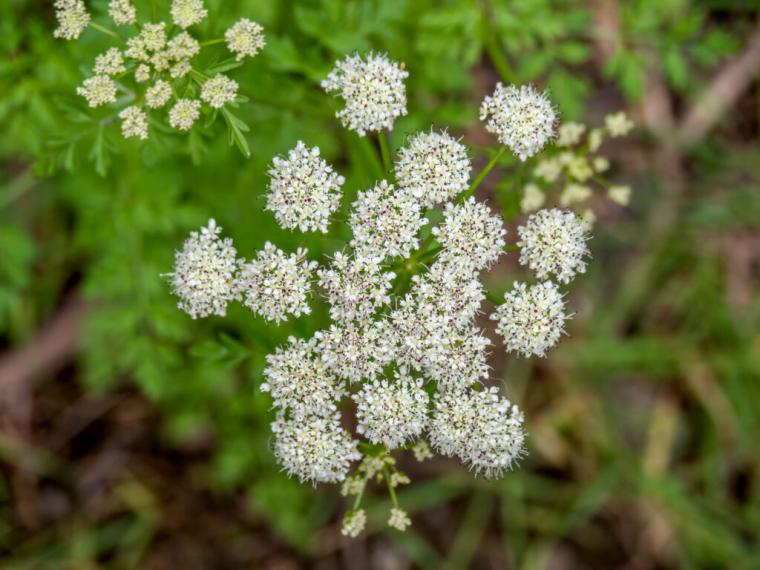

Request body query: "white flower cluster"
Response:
[430, 387, 525, 478]
[166, 56, 602, 534]
[266, 141, 345, 233]
[239, 243, 317, 323]
[395, 130, 471, 208]
[517, 208, 590, 284]
[349, 180, 427, 263]
[167, 219, 242, 319]
[322, 53, 408, 135]
[491, 281, 568, 357]
[480, 83, 556, 161]
[53, 1, 264, 141]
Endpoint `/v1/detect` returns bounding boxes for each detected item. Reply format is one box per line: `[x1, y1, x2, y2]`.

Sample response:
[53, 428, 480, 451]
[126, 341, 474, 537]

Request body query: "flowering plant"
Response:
[52, 0, 264, 159]
[166, 50, 631, 536]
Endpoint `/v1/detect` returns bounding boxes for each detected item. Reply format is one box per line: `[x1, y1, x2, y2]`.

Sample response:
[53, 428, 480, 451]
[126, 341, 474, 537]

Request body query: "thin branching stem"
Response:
[457, 146, 506, 203]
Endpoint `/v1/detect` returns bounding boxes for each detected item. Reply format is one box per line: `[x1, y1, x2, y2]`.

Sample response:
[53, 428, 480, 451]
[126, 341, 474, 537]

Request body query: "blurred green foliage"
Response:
[1, 0, 759, 568]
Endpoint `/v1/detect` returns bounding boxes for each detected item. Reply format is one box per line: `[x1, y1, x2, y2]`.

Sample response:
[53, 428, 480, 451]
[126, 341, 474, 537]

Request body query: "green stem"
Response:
[383, 465, 399, 508]
[200, 38, 226, 47]
[485, 290, 501, 305]
[352, 482, 366, 510]
[89, 22, 120, 39]
[457, 146, 507, 203]
[503, 244, 519, 252]
[378, 130, 392, 175]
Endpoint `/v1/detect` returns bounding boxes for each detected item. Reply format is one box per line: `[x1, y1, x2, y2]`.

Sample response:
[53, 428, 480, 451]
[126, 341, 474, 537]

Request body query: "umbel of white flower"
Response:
[266, 141, 345, 233]
[517, 208, 590, 284]
[53, 0, 265, 142]
[164, 55, 600, 534]
[480, 83, 557, 161]
[322, 53, 409, 136]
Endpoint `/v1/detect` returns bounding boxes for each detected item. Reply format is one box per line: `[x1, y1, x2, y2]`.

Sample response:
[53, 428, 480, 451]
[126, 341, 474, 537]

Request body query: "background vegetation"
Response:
[1, 0, 759, 568]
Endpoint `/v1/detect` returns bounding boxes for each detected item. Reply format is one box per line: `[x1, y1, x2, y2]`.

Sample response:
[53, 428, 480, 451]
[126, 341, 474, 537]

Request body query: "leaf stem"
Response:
[378, 130, 392, 175]
[457, 146, 507, 203]
[89, 22, 120, 39]
[383, 465, 399, 508]
[200, 38, 226, 47]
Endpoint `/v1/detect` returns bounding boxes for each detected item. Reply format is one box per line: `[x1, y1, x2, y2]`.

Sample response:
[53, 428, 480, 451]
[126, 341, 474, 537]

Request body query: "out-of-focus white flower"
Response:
[272, 412, 360, 484]
[517, 208, 590, 284]
[387, 508, 411, 531]
[169, 98, 200, 131]
[588, 128, 604, 152]
[76, 75, 117, 108]
[225, 18, 265, 61]
[411, 440, 433, 461]
[557, 122, 586, 146]
[170, 60, 191, 79]
[171, 0, 207, 28]
[94, 48, 126, 75]
[605, 111, 634, 137]
[239, 243, 316, 323]
[535, 158, 562, 183]
[341, 509, 367, 537]
[201, 74, 238, 109]
[118, 106, 149, 140]
[560, 183, 591, 207]
[395, 130, 471, 207]
[145, 80, 172, 108]
[321, 53, 408, 136]
[316, 323, 386, 383]
[352, 372, 429, 449]
[109, 0, 136, 25]
[167, 31, 200, 61]
[262, 336, 344, 418]
[593, 156, 610, 173]
[521, 183, 545, 212]
[430, 387, 525, 478]
[490, 281, 569, 357]
[135, 64, 151, 83]
[167, 219, 242, 319]
[266, 142, 345, 233]
[432, 197, 506, 275]
[53, 0, 90, 40]
[567, 156, 593, 182]
[479, 83, 556, 161]
[349, 180, 426, 264]
[317, 252, 395, 324]
[608, 184, 631, 206]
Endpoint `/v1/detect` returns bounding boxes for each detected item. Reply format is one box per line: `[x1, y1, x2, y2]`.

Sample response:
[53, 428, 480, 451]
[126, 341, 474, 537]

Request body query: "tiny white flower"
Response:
[316, 322, 386, 383]
[262, 336, 344, 418]
[605, 111, 634, 137]
[423, 326, 491, 391]
[430, 387, 525, 478]
[238, 243, 317, 323]
[387, 508, 411, 531]
[134, 64, 151, 83]
[145, 80, 172, 109]
[171, 0, 207, 28]
[76, 75, 117, 108]
[272, 412, 360, 484]
[559, 183, 591, 207]
[521, 183, 545, 213]
[317, 252, 395, 324]
[94, 48, 126, 76]
[169, 98, 200, 131]
[200, 74, 238, 109]
[490, 281, 569, 358]
[432, 197, 506, 275]
[411, 440, 433, 462]
[53, 0, 90, 40]
[352, 372, 429, 449]
[167, 31, 200, 61]
[395, 130, 471, 207]
[322, 53, 408, 136]
[108, 0, 136, 25]
[349, 180, 426, 264]
[266, 141, 345, 233]
[225, 18, 265, 61]
[118, 106, 149, 140]
[517, 208, 590, 283]
[534, 158, 562, 183]
[166, 219, 242, 319]
[480, 83, 556, 161]
[608, 184, 631, 206]
[341, 509, 367, 537]
[557, 122, 586, 146]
